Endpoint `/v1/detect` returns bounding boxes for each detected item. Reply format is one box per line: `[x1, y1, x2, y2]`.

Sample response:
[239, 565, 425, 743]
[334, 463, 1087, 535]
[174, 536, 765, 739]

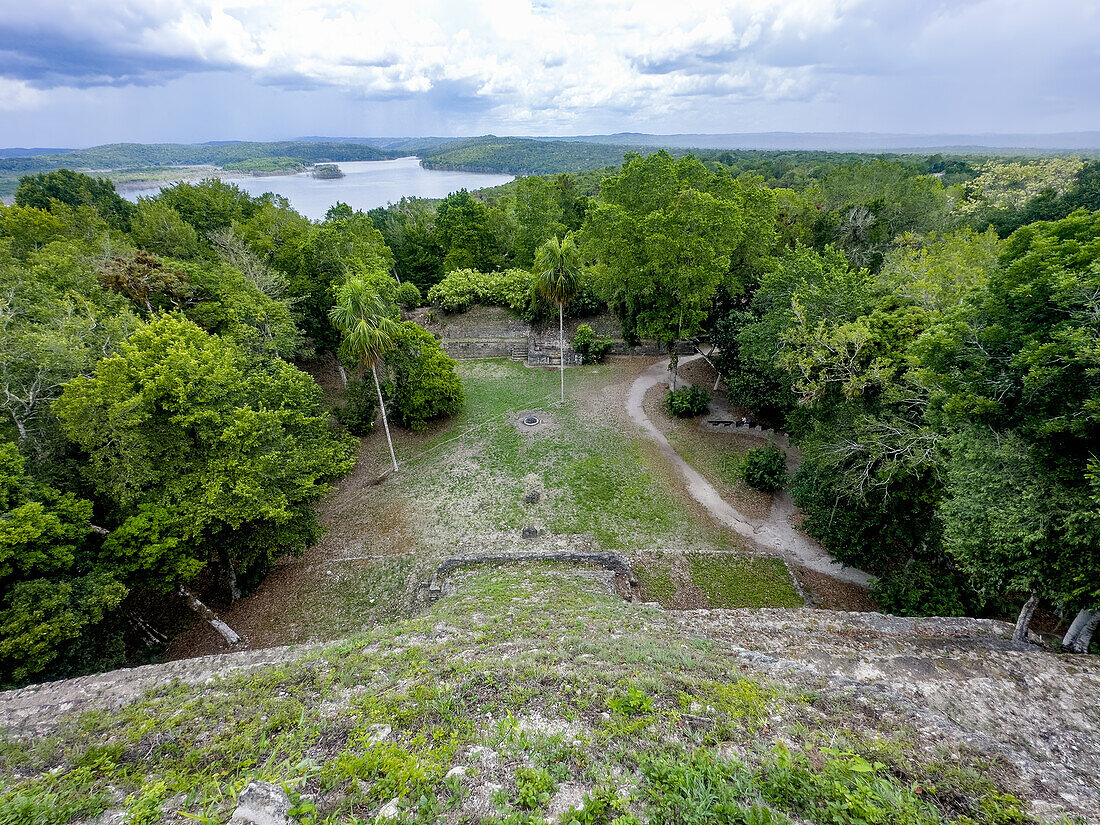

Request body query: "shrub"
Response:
[873, 558, 971, 616]
[741, 445, 787, 492]
[573, 323, 612, 364]
[426, 268, 534, 314]
[608, 684, 654, 717]
[332, 378, 377, 436]
[383, 321, 463, 430]
[515, 766, 556, 810]
[665, 385, 710, 418]
[395, 282, 421, 309]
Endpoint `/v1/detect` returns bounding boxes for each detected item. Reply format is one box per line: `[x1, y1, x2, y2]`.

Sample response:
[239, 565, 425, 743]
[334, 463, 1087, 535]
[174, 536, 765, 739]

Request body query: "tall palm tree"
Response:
[329, 278, 401, 473]
[533, 233, 583, 403]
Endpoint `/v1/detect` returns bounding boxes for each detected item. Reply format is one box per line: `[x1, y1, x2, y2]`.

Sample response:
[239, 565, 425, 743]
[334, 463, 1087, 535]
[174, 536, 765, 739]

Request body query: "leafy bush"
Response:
[573, 323, 612, 364]
[395, 282, 422, 309]
[515, 766, 556, 810]
[757, 746, 946, 825]
[426, 268, 534, 314]
[383, 321, 463, 430]
[665, 385, 711, 418]
[332, 378, 377, 436]
[741, 445, 787, 492]
[608, 684, 654, 717]
[873, 558, 972, 617]
[560, 787, 639, 825]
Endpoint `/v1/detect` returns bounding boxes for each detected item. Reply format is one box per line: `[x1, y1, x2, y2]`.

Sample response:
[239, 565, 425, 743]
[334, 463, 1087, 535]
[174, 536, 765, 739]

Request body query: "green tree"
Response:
[129, 198, 200, 259]
[0, 204, 66, 259]
[942, 429, 1099, 641]
[916, 211, 1100, 634]
[15, 168, 135, 232]
[330, 279, 403, 473]
[434, 190, 507, 273]
[809, 160, 951, 271]
[583, 151, 747, 387]
[290, 211, 395, 349]
[54, 316, 354, 604]
[234, 196, 314, 277]
[0, 245, 137, 461]
[514, 176, 566, 267]
[155, 178, 257, 239]
[0, 440, 126, 684]
[383, 322, 463, 430]
[367, 197, 443, 292]
[534, 234, 583, 402]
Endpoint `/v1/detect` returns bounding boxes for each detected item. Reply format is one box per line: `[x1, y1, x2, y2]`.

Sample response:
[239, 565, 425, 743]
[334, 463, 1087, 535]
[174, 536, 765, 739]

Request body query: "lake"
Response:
[121, 157, 514, 219]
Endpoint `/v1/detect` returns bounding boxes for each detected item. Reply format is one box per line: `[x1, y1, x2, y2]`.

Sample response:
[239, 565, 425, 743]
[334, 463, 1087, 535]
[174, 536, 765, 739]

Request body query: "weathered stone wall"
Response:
[441, 339, 523, 360]
[416, 306, 696, 362]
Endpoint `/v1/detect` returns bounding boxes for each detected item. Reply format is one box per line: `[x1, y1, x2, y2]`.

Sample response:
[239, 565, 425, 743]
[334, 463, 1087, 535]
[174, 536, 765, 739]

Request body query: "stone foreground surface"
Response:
[674, 608, 1100, 819]
[1, 604, 1097, 821]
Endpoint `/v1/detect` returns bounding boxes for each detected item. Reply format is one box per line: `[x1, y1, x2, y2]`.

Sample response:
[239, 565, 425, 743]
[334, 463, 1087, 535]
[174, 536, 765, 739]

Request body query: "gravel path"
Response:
[627, 355, 874, 587]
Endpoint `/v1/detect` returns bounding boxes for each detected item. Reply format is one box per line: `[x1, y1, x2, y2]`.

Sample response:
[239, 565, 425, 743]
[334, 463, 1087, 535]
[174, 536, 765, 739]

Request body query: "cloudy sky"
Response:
[1, 0, 1097, 147]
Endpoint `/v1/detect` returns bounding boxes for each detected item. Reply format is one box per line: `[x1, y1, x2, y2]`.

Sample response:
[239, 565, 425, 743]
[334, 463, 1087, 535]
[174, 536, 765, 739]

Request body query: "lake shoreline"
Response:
[117, 157, 514, 219]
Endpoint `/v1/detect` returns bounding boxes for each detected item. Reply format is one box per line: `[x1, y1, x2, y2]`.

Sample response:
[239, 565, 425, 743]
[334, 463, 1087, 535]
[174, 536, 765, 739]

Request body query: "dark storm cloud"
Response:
[0, 29, 231, 88]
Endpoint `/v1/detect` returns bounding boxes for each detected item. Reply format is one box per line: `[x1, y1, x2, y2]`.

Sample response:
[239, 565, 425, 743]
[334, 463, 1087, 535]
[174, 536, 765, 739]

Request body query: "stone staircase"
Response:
[510, 340, 529, 362]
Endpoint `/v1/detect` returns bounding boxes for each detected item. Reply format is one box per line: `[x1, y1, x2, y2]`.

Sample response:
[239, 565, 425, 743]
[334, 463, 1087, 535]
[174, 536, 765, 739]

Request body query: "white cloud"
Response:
[0, 0, 1097, 136]
[0, 78, 42, 110]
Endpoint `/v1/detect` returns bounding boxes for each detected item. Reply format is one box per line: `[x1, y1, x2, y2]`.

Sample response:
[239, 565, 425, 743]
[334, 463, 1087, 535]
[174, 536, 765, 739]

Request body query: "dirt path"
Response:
[627, 355, 874, 588]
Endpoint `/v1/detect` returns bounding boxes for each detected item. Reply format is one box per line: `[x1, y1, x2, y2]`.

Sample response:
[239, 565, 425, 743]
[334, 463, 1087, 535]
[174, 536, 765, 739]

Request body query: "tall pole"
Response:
[372, 363, 399, 473]
[559, 303, 565, 403]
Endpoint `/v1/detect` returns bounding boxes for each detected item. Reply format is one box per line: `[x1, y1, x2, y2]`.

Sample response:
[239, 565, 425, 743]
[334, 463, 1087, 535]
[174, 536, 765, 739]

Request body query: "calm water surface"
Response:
[122, 157, 514, 219]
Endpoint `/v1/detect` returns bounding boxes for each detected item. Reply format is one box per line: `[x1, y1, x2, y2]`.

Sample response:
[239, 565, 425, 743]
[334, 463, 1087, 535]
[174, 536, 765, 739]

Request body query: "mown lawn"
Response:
[391, 359, 740, 555]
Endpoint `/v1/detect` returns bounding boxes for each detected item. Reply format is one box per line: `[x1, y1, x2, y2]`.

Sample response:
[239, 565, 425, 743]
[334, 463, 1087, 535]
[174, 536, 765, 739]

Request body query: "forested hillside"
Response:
[419, 136, 643, 175]
[0, 141, 395, 175]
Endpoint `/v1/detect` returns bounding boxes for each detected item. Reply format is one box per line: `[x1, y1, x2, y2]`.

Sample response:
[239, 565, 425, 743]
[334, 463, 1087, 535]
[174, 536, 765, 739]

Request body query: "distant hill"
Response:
[0, 147, 73, 159]
[418, 135, 642, 175]
[295, 135, 466, 154]
[0, 141, 397, 174]
[531, 131, 1100, 153]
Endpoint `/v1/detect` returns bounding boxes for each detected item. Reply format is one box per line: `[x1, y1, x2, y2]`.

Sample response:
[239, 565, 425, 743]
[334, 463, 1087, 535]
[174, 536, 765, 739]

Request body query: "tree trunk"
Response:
[336, 361, 348, 390]
[1013, 593, 1040, 643]
[372, 363, 398, 474]
[558, 304, 565, 404]
[668, 343, 679, 391]
[1063, 609, 1100, 653]
[220, 546, 242, 603]
[179, 586, 241, 646]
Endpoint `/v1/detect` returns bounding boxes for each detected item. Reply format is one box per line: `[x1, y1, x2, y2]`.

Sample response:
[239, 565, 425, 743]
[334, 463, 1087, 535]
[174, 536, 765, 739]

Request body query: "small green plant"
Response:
[573, 324, 613, 364]
[639, 750, 767, 825]
[514, 766, 555, 810]
[395, 282, 422, 309]
[665, 385, 710, 418]
[608, 685, 654, 717]
[757, 746, 944, 825]
[741, 445, 787, 492]
[560, 787, 639, 825]
[125, 779, 170, 825]
[332, 378, 377, 436]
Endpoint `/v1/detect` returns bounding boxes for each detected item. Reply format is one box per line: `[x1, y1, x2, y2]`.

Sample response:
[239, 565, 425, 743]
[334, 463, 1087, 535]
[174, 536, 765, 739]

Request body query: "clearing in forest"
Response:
[168, 357, 812, 658]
